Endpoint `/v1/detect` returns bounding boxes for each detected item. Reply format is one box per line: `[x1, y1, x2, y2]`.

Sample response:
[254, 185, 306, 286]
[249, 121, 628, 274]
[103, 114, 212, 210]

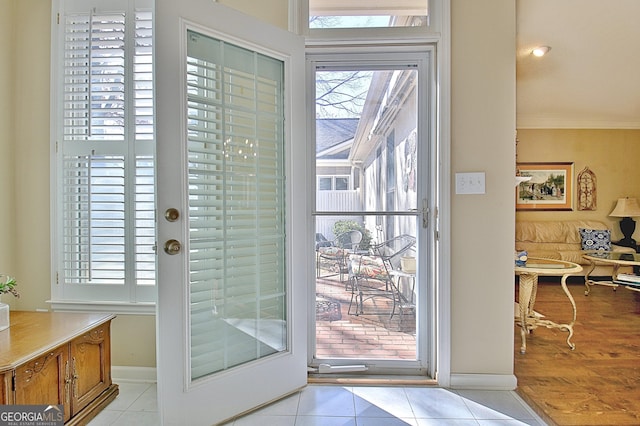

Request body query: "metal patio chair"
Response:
[316, 230, 363, 282]
[347, 234, 416, 318]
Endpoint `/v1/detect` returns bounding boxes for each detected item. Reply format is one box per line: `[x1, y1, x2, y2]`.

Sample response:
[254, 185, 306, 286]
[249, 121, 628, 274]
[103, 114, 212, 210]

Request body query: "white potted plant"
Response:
[0, 275, 19, 331]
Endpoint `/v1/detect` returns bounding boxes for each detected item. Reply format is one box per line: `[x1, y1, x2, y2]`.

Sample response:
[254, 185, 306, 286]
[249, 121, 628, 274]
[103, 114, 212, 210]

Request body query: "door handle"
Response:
[164, 239, 182, 255]
[410, 199, 429, 229]
[421, 198, 429, 229]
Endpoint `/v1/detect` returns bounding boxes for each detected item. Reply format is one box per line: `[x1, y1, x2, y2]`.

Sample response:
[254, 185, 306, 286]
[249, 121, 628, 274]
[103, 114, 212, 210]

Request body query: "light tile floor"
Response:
[88, 383, 547, 425]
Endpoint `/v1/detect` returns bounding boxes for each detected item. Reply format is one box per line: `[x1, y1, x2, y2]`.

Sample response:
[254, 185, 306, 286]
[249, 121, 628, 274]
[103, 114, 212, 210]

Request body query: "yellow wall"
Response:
[3, 0, 520, 380]
[0, 0, 16, 285]
[516, 129, 640, 241]
[12, 0, 50, 311]
[217, 0, 288, 29]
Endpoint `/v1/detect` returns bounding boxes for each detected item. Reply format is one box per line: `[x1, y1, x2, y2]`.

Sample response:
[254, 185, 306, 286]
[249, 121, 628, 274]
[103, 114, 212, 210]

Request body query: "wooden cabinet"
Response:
[0, 370, 11, 404]
[0, 312, 118, 425]
[14, 345, 69, 420]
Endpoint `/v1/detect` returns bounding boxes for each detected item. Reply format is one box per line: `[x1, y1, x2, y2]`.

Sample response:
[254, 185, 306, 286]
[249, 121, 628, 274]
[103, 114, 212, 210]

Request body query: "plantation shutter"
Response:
[186, 30, 287, 379]
[56, 0, 155, 302]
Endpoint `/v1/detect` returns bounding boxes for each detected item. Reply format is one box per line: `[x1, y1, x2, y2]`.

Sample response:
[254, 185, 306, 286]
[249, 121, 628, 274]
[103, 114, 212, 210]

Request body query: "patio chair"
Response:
[316, 230, 363, 282]
[347, 234, 416, 318]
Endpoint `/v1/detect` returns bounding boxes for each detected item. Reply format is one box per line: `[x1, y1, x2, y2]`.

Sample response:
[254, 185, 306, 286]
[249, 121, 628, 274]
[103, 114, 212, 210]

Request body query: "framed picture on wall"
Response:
[516, 162, 574, 211]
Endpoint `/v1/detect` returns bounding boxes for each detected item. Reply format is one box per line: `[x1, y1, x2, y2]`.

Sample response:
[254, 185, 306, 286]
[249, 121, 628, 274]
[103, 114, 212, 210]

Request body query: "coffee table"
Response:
[583, 251, 640, 295]
[515, 257, 582, 354]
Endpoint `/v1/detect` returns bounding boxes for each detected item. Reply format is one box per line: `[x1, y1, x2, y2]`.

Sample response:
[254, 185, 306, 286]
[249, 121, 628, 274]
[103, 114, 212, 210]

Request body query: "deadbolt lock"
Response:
[164, 208, 180, 222]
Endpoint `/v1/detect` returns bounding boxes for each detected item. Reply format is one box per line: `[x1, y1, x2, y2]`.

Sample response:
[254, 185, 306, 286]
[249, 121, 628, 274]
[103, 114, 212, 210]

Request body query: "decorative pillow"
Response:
[579, 228, 611, 251]
[349, 255, 386, 279]
[318, 246, 345, 258]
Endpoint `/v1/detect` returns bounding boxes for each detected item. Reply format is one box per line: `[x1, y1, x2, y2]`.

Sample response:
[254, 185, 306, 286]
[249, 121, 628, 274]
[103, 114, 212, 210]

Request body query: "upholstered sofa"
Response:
[515, 220, 635, 276]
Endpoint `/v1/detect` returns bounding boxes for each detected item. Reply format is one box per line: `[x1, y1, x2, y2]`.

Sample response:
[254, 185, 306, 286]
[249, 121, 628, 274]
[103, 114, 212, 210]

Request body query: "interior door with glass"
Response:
[311, 52, 433, 375]
[155, 1, 307, 424]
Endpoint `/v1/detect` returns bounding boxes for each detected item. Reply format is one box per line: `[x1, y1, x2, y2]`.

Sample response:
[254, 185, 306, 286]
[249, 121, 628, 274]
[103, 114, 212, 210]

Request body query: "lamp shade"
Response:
[609, 198, 640, 217]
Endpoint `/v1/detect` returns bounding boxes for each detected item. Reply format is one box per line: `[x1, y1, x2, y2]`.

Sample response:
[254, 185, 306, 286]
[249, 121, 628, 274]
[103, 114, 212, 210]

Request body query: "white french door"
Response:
[155, 1, 307, 424]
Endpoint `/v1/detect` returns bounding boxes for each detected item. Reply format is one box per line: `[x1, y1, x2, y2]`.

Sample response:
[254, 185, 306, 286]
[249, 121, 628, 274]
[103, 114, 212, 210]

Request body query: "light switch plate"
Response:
[455, 172, 486, 194]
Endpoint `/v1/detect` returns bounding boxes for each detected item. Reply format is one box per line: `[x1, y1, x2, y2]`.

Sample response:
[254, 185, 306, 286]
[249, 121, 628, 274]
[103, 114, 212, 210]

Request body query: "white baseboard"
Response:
[112, 366, 157, 383]
[449, 373, 517, 390]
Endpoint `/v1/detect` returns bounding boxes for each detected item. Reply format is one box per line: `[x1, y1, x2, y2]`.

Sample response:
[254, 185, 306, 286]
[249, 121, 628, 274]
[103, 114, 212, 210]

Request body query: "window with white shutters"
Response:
[51, 0, 155, 308]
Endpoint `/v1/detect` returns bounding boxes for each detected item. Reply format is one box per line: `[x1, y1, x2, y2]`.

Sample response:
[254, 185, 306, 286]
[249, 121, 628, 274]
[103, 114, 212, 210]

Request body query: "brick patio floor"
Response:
[315, 275, 417, 360]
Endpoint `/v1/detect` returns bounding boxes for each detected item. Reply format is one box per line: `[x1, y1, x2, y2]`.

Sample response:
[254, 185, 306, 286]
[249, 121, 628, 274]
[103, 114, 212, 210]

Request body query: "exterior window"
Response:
[51, 0, 155, 307]
[317, 176, 350, 191]
[335, 177, 349, 190]
[318, 177, 333, 190]
[308, 0, 429, 28]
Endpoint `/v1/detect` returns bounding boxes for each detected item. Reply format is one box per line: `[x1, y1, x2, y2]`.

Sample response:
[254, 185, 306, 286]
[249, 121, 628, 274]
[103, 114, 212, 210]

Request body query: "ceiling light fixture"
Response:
[532, 46, 551, 57]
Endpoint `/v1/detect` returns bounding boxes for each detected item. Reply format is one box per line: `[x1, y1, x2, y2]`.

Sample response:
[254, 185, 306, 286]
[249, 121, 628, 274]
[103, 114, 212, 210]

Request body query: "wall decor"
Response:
[577, 166, 597, 211]
[516, 162, 574, 211]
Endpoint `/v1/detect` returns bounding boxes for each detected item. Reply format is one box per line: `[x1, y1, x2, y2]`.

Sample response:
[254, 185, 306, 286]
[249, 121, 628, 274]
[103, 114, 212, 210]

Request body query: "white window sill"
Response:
[47, 300, 156, 315]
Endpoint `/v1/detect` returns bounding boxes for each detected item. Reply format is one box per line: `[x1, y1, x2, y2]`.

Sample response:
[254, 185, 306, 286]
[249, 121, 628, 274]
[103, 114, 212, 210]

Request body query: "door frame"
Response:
[296, 0, 452, 389]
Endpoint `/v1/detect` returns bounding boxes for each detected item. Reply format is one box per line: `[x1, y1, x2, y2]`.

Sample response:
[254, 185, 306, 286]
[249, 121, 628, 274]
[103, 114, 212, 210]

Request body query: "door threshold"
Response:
[308, 374, 437, 386]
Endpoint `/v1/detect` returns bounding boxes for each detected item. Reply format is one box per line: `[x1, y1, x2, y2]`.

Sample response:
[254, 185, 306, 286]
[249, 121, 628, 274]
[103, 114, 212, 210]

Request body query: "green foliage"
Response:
[333, 220, 372, 250]
[0, 275, 19, 298]
[548, 173, 565, 189]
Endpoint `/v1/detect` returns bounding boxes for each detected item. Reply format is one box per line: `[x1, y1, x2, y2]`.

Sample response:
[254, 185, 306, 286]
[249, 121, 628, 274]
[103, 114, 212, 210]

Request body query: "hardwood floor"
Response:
[514, 278, 640, 426]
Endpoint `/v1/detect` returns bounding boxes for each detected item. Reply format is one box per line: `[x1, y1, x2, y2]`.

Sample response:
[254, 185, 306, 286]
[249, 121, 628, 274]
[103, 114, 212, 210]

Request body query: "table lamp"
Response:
[609, 197, 640, 247]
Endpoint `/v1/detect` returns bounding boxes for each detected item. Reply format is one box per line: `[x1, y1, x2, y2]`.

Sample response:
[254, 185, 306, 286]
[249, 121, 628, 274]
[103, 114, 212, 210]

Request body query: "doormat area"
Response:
[316, 298, 342, 322]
